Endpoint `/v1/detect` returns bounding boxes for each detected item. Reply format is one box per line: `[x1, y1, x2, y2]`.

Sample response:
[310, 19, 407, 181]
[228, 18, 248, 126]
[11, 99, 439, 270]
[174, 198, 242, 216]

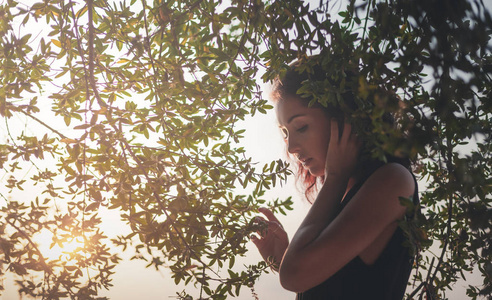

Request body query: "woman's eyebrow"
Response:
[287, 114, 305, 124]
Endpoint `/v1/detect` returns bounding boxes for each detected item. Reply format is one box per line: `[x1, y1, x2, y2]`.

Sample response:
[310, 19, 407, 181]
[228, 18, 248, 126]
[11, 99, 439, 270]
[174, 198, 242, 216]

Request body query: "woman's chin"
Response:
[307, 166, 324, 177]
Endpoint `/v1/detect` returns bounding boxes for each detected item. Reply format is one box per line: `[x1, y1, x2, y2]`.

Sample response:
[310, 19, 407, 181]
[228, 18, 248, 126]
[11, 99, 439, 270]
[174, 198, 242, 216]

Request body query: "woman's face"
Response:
[276, 96, 331, 177]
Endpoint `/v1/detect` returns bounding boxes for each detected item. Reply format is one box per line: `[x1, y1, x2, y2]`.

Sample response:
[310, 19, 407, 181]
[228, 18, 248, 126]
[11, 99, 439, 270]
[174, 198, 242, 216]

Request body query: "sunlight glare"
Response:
[34, 229, 85, 262]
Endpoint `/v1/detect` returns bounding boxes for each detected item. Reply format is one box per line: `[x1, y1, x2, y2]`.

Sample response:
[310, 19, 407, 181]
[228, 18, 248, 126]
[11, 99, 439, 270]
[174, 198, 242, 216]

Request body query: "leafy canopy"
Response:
[0, 0, 491, 299]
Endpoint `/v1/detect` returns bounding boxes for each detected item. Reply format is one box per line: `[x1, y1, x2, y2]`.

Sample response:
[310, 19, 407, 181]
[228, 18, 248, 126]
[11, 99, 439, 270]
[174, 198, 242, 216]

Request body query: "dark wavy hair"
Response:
[271, 61, 410, 203]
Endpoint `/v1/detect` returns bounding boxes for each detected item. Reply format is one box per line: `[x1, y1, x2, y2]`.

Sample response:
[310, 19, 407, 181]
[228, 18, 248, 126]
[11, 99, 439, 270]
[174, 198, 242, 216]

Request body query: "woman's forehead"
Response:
[276, 97, 324, 126]
[276, 97, 304, 124]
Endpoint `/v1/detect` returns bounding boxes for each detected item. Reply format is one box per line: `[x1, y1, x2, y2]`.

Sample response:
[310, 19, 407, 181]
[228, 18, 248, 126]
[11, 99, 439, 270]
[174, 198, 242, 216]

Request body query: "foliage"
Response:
[0, 0, 491, 299]
[261, 0, 492, 299]
[0, 0, 292, 298]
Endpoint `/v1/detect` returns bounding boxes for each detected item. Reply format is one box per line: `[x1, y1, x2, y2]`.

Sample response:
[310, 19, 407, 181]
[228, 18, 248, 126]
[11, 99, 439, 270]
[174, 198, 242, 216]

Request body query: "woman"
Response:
[252, 63, 418, 299]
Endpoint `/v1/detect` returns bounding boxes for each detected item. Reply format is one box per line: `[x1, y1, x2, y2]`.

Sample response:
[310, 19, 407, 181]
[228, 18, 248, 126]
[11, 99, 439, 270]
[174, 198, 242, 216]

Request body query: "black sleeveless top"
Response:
[296, 167, 419, 300]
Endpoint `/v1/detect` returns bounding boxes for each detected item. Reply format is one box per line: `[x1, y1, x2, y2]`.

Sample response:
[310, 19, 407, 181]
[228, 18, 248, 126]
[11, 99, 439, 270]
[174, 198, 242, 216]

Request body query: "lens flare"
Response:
[34, 229, 85, 261]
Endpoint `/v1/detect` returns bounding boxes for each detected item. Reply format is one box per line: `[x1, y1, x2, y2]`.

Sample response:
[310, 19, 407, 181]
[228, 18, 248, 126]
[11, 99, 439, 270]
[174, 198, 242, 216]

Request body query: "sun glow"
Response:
[34, 229, 86, 262]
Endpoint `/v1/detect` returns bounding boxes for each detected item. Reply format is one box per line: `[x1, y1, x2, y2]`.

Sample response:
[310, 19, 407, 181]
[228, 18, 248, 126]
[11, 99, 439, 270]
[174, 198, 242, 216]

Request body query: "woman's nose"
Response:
[287, 136, 300, 154]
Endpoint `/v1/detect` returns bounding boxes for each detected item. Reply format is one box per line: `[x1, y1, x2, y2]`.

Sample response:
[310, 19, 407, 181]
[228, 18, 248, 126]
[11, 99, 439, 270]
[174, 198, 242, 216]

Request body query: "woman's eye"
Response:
[297, 125, 308, 133]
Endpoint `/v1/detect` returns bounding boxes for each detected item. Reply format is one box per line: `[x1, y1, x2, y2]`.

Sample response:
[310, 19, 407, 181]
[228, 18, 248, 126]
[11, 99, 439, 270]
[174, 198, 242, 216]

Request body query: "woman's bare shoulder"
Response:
[360, 162, 415, 203]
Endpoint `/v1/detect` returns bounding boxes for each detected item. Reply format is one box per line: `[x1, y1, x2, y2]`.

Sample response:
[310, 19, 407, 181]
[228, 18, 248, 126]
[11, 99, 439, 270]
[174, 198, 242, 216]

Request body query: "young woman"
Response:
[252, 64, 418, 299]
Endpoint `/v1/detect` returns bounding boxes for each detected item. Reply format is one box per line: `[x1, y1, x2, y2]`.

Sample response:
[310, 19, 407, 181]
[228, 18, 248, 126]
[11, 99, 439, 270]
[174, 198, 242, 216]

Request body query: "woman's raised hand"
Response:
[251, 207, 289, 271]
[324, 120, 361, 181]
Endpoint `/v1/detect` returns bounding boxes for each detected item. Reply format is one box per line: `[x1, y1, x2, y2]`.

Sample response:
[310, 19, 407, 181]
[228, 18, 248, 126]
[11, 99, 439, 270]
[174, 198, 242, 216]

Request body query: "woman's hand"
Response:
[324, 120, 361, 181]
[251, 207, 289, 271]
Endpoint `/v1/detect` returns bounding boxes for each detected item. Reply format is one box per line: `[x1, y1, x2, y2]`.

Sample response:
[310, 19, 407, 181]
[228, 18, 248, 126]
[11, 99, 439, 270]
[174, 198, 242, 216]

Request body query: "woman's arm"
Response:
[279, 122, 415, 292]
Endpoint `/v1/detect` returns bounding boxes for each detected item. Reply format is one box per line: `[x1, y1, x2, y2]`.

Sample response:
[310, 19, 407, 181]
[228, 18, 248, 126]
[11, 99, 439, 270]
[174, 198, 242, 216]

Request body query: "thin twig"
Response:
[407, 257, 435, 299]
[17, 109, 68, 139]
[361, 0, 373, 42]
[428, 138, 455, 286]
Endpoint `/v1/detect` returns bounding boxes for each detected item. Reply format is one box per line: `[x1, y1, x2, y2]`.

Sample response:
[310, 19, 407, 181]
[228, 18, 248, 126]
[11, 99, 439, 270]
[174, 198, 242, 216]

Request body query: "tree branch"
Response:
[17, 109, 68, 140]
[5, 218, 75, 297]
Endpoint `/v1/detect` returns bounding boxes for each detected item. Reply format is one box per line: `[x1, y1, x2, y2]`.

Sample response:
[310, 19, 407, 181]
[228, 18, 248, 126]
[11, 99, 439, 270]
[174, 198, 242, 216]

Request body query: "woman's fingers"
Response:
[251, 234, 270, 252]
[256, 220, 284, 236]
[258, 207, 281, 224]
[268, 220, 287, 235]
[251, 234, 262, 246]
[252, 213, 286, 239]
[330, 119, 339, 143]
[341, 122, 352, 143]
[330, 120, 358, 145]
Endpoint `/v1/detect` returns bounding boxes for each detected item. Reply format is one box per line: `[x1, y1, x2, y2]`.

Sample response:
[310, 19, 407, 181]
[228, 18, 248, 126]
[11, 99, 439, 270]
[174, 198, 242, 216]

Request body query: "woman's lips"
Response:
[300, 158, 312, 167]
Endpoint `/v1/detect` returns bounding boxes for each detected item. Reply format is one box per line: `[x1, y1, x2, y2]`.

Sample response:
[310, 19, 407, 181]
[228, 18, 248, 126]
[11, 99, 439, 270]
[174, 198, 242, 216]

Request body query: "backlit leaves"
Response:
[0, 0, 290, 298]
[0, 0, 491, 299]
